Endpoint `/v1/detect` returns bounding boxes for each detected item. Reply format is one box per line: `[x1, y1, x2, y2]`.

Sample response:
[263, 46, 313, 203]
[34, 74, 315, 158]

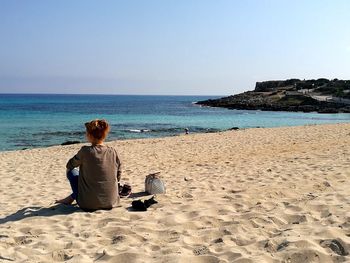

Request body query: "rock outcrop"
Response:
[197, 79, 350, 113]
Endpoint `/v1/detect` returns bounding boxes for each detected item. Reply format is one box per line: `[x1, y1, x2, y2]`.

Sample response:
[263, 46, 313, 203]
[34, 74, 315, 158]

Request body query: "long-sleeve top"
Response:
[66, 145, 121, 211]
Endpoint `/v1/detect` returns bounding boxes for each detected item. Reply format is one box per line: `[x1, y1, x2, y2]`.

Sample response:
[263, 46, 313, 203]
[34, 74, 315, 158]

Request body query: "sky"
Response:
[0, 0, 350, 95]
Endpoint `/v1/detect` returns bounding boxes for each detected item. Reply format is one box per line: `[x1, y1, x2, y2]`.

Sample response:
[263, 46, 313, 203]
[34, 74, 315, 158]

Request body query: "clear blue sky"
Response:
[1, 0, 349, 95]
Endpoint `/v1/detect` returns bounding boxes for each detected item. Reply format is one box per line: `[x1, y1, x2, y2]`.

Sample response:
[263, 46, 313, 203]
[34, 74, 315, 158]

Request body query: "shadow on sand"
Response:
[128, 191, 150, 199]
[0, 192, 152, 224]
[0, 204, 81, 225]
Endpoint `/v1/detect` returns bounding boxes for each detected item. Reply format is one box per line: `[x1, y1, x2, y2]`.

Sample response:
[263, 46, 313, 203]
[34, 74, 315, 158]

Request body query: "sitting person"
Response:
[56, 119, 122, 211]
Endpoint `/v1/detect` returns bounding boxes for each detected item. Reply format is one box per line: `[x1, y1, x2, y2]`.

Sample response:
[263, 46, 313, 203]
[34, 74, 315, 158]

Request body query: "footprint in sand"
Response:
[320, 239, 348, 256]
[14, 235, 33, 245]
[192, 245, 209, 255]
[51, 250, 73, 261]
[111, 235, 125, 244]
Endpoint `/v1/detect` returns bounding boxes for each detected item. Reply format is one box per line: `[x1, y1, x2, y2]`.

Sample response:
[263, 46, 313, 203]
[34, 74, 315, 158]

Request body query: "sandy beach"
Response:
[0, 123, 349, 263]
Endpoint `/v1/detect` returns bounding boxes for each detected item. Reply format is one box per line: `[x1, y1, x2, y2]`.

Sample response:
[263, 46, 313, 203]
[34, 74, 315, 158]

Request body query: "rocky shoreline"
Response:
[197, 79, 350, 113]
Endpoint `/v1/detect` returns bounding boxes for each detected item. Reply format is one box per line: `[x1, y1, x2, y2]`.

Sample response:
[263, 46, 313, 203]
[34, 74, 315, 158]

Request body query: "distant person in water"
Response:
[185, 128, 189, 134]
[56, 119, 122, 211]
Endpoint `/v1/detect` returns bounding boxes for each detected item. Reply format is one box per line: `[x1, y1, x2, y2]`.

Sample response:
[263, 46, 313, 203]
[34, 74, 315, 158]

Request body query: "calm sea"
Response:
[0, 94, 349, 151]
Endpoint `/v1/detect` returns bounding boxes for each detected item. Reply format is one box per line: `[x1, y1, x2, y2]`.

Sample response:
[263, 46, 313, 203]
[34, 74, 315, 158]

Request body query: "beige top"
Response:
[66, 145, 121, 211]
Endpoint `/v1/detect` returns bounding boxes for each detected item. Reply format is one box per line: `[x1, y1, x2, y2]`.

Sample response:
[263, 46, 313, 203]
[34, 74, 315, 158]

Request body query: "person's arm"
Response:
[66, 147, 84, 170]
[115, 150, 122, 182]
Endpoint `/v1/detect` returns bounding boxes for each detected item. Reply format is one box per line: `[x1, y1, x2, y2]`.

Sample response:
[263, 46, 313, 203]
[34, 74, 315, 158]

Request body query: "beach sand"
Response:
[0, 123, 349, 263]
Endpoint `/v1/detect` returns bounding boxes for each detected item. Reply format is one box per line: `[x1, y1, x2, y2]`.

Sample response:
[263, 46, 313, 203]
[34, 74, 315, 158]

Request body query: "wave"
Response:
[128, 129, 151, 133]
[123, 126, 220, 134]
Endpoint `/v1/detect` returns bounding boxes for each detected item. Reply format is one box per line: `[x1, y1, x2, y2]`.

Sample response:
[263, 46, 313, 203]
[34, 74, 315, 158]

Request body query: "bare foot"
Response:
[55, 195, 74, 205]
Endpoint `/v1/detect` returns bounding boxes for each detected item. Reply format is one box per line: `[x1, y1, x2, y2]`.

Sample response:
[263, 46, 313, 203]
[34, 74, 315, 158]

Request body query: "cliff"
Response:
[197, 79, 350, 113]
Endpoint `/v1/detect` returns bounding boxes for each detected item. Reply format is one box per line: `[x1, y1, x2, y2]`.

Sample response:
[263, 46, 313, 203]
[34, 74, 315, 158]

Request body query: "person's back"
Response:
[57, 119, 122, 211]
[70, 145, 120, 210]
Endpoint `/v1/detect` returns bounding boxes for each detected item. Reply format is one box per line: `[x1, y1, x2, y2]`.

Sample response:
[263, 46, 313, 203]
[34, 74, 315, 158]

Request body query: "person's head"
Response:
[84, 119, 110, 144]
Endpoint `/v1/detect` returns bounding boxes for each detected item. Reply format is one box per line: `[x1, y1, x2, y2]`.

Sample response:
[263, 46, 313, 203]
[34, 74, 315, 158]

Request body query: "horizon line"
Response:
[0, 92, 227, 97]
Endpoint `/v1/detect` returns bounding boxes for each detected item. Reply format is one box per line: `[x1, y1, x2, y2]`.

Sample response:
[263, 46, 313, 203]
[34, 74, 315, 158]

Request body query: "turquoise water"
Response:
[0, 94, 349, 151]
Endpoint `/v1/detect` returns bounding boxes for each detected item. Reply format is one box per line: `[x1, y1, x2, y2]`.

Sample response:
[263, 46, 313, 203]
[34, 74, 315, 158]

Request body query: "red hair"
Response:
[85, 119, 110, 141]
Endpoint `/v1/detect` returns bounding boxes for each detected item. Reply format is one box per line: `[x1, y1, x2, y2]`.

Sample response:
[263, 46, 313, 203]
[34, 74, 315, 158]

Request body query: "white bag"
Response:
[145, 172, 166, 195]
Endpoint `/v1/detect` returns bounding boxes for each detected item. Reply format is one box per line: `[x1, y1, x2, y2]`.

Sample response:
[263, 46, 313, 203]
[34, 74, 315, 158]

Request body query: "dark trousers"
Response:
[67, 168, 79, 200]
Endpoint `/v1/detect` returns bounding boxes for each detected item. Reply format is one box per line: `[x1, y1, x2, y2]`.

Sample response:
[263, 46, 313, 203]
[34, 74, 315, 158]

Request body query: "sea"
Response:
[0, 94, 349, 152]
